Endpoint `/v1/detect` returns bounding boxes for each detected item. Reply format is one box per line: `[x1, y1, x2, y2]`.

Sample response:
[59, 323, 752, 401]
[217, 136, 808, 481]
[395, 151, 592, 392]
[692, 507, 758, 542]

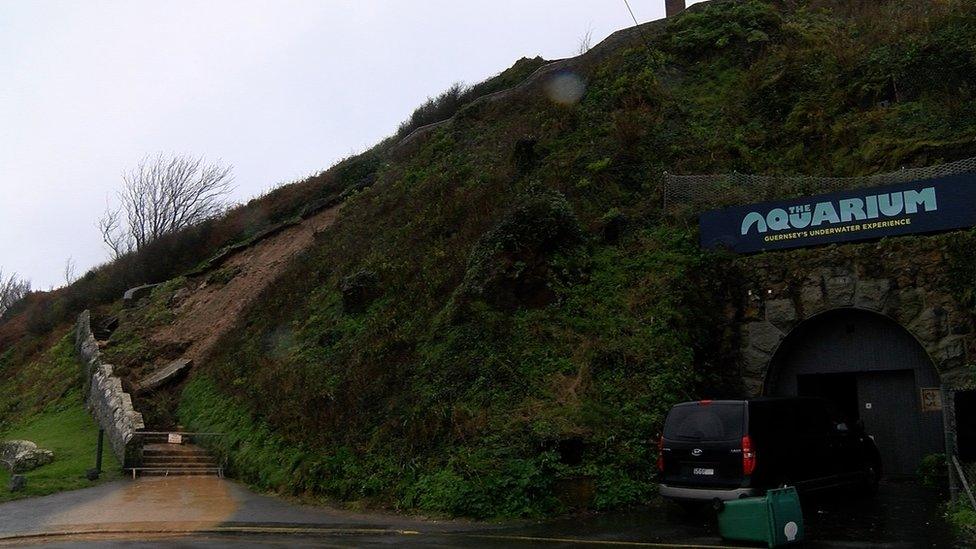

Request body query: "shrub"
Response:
[666, 0, 782, 59]
[918, 453, 947, 487]
[396, 57, 548, 137]
[460, 188, 586, 311]
[398, 82, 467, 137]
[949, 498, 976, 544]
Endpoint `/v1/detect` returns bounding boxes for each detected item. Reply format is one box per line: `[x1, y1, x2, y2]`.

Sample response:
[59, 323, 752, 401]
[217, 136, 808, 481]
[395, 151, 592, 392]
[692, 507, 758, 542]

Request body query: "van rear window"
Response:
[664, 403, 744, 441]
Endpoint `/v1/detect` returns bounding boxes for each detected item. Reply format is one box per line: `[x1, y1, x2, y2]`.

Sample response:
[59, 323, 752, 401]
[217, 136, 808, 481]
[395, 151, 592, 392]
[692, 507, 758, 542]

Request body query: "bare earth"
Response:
[150, 204, 341, 367]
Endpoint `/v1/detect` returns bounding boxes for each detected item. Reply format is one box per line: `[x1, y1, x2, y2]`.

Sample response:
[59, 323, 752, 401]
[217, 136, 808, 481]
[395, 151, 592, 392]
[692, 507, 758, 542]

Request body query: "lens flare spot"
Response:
[545, 71, 586, 105]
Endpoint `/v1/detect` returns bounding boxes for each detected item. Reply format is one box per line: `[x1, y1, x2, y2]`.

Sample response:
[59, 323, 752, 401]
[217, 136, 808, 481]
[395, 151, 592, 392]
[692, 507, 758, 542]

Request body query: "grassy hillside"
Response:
[2, 0, 976, 518]
[172, 0, 976, 518]
[0, 335, 120, 501]
[0, 402, 120, 502]
[0, 334, 82, 429]
[0, 38, 553, 444]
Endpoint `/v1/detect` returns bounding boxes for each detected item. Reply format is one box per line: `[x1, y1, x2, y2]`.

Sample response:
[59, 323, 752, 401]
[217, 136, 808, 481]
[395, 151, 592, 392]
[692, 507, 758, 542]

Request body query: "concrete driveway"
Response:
[0, 478, 959, 547]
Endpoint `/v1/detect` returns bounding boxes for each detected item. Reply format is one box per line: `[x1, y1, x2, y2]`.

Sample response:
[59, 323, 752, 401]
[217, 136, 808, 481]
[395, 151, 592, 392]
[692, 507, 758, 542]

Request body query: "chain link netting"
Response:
[663, 156, 976, 213]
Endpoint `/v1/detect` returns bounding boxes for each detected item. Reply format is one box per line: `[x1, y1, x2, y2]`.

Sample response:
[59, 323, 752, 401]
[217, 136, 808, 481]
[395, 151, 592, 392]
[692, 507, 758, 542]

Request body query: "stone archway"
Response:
[737, 268, 971, 397]
[726, 232, 976, 486]
[763, 308, 943, 476]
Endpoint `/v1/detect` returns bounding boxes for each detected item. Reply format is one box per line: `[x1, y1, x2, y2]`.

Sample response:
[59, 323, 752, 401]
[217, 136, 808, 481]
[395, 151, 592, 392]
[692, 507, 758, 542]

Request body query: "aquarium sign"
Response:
[699, 173, 976, 253]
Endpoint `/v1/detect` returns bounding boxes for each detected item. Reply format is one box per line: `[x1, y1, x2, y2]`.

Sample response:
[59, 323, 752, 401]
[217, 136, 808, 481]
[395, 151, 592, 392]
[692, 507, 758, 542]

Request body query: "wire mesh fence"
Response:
[663, 156, 976, 214]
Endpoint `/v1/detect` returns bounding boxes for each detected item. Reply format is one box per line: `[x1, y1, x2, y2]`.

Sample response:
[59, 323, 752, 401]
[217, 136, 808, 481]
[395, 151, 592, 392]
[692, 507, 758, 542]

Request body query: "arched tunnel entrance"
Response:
[766, 308, 945, 477]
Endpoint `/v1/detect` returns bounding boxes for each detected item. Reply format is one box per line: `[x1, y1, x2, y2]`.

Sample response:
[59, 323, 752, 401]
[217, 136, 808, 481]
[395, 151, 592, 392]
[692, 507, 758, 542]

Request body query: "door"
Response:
[768, 309, 945, 478]
[797, 373, 860, 424]
[797, 374, 864, 478]
[792, 399, 835, 485]
[857, 370, 920, 476]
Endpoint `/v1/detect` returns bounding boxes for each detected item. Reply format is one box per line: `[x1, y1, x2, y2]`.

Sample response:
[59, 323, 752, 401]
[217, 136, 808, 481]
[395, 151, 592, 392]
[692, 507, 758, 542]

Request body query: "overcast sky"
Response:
[1, 1, 697, 289]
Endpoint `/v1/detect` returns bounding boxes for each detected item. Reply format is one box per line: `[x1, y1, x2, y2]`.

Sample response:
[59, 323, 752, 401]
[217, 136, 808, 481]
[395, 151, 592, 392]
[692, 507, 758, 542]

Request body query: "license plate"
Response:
[693, 468, 715, 476]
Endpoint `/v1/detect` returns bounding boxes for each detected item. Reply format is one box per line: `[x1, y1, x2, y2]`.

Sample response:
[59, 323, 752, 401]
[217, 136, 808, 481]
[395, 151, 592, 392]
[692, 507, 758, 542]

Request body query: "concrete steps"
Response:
[142, 454, 216, 464]
[129, 438, 223, 478]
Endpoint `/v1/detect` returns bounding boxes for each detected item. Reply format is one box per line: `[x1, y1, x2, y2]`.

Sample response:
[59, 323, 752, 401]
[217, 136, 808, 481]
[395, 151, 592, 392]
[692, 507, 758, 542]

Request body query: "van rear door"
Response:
[661, 401, 747, 489]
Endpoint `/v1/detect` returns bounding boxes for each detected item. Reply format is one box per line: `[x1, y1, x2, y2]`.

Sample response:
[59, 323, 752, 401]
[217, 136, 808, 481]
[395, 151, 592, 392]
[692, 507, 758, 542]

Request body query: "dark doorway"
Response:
[956, 389, 976, 463]
[797, 373, 859, 423]
[767, 309, 944, 476]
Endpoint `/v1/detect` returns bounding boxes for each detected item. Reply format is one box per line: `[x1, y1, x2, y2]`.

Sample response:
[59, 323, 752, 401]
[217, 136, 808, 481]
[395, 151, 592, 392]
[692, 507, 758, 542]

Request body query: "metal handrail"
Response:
[127, 431, 228, 479]
[126, 466, 224, 480]
[134, 431, 225, 436]
[953, 454, 976, 511]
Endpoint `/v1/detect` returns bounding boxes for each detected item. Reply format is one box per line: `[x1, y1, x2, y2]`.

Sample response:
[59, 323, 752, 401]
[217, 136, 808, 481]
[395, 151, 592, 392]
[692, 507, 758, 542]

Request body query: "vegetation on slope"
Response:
[0, 402, 120, 502]
[0, 54, 560, 353]
[951, 506, 976, 544]
[0, 148, 383, 351]
[179, 224, 732, 517]
[0, 335, 119, 501]
[0, 334, 82, 428]
[397, 56, 548, 136]
[3, 0, 976, 519]
[176, 0, 976, 519]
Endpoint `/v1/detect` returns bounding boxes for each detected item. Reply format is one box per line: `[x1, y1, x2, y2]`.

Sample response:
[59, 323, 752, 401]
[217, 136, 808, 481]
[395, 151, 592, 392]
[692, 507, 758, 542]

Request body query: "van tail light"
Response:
[742, 435, 756, 476]
[657, 436, 665, 472]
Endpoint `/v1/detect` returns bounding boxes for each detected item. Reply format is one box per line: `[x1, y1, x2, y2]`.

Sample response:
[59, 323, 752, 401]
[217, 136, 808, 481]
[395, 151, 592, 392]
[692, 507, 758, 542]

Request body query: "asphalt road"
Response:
[0, 478, 959, 548]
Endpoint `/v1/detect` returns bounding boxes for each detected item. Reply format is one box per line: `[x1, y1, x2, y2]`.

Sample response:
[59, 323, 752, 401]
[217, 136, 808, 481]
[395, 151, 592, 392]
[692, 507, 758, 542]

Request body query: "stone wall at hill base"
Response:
[75, 310, 144, 466]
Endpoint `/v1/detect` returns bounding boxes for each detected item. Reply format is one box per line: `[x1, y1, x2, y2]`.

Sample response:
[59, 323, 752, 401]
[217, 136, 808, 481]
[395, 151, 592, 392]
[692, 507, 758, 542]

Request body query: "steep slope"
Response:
[93, 204, 341, 427]
[151, 204, 342, 367]
[3, 0, 976, 519]
[166, 0, 976, 519]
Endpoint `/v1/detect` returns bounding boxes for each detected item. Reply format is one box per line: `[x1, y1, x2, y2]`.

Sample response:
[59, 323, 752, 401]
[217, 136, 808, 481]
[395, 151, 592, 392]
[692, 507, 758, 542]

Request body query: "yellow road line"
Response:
[451, 533, 732, 548]
[0, 526, 732, 548]
[0, 527, 413, 543]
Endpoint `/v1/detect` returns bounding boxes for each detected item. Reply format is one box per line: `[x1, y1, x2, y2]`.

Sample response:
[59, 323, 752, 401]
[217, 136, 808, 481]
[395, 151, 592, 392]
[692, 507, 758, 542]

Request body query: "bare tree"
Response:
[63, 257, 76, 285]
[98, 205, 128, 259]
[99, 153, 234, 258]
[577, 25, 594, 55]
[0, 270, 31, 317]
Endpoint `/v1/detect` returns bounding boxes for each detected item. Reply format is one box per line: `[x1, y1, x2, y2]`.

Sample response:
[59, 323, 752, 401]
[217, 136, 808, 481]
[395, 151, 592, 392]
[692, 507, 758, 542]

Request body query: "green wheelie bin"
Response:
[717, 486, 804, 547]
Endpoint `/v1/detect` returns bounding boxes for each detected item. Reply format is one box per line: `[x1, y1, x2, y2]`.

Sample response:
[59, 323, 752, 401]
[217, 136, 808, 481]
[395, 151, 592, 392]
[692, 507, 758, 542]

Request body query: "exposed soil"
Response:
[149, 205, 341, 367]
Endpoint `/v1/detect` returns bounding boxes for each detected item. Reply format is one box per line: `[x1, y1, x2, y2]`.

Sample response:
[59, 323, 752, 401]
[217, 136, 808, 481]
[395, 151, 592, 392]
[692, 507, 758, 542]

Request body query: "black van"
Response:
[658, 398, 882, 502]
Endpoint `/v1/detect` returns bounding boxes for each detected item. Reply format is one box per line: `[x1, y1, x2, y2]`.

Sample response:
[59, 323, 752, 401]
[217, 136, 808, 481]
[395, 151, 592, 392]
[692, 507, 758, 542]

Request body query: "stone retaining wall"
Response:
[726, 232, 976, 495]
[731, 233, 975, 395]
[75, 310, 145, 466]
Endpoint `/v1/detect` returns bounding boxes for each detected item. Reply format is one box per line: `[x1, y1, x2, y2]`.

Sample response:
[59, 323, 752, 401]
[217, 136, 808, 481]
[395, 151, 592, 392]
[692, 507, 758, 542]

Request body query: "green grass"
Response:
[0, 334, 85, 429]
[0, 397, 120, 502]
[949, 498, 976, 544]
[0, 331, 120, 502]
[179, 376, 325, 498]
